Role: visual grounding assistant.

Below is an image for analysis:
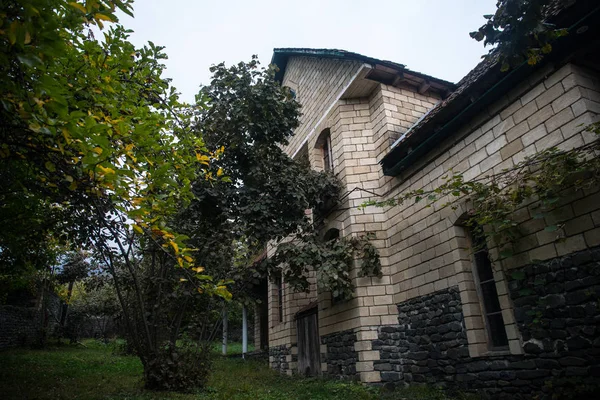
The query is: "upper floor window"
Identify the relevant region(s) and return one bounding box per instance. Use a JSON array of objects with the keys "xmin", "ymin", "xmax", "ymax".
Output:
[
  {"xmin": 470, "ymin": 229, "xmax": 509, "ymax": 349},
  {"xmin": 316, "ymin": 128, "xmax": 333, "ymax": 172}
]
